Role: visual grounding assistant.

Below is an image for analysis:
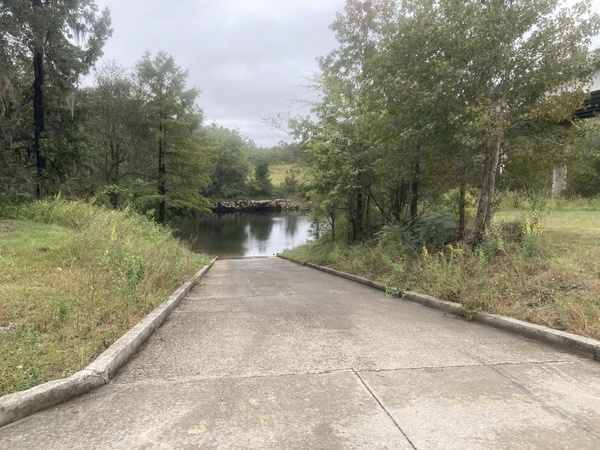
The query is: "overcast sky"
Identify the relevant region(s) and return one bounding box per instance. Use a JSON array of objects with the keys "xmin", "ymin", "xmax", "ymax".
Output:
[
  {"xmin": 90, "ymin": 0, "xmax": 600, "ymax": 148},
  {"xmin": 89, "ymin": 0, "xmax": 346, "ymax": 147}
]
